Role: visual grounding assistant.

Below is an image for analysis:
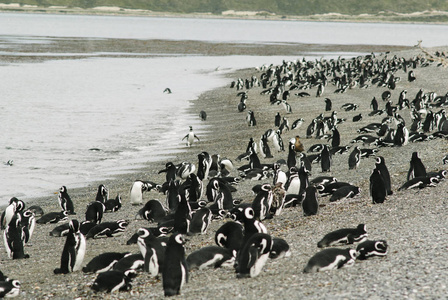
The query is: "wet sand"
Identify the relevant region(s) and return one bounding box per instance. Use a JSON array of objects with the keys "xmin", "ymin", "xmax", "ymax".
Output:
[{"xmin": 1, "ymin": 42, "xmax": 448, "ymax": 299}]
